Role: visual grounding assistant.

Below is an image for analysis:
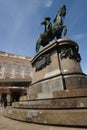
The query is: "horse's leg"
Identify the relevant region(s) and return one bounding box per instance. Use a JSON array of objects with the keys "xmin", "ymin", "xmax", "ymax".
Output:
[
  {"xmin": 36, "ymin": 34, "xmax": 42, "ymax": 53},
  {"xmin": 36, "ymin": 41, "xmax": 40, "ymax": 53},
  {"xmin": 63, "ymin": 25, "xmax": 67, "ymax": 36}
]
